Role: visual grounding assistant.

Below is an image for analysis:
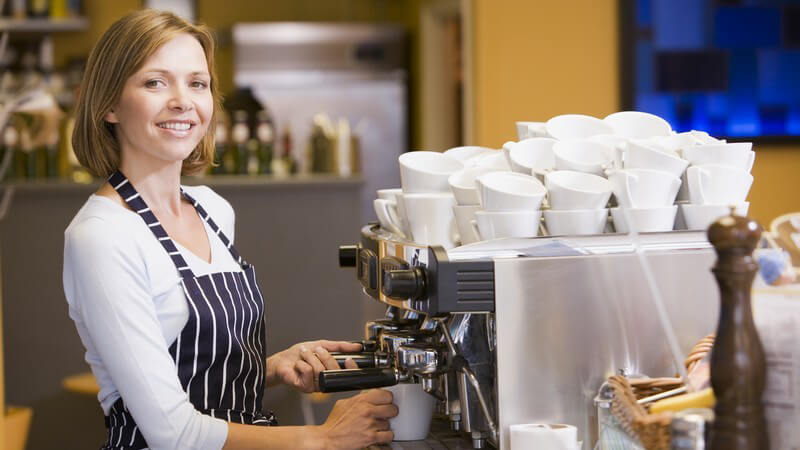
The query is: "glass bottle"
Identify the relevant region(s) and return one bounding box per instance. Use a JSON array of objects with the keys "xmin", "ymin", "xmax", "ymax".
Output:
[
  {"xmin": 255, "ymin": 110, "xmax": 274, "ymax": 174},
  {"xmin": 230, "ymin": 110, "xmax": 249, "ymax": 175},
  {"xmin": 280, "ymin": 123, "xmax": 297, "ymax": 175},
  {"xmin": 212, "ymin": 113, "xmax": 228, "ymax": 175}
]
